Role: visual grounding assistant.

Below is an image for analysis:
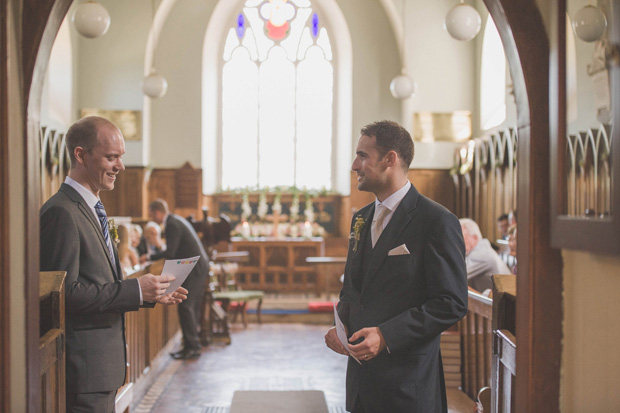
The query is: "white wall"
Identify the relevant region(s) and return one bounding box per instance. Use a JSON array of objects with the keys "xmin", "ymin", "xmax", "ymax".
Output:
[{"xmin": 76, "ymin": 0, "xmax": 152, "ymax": 166}]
